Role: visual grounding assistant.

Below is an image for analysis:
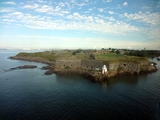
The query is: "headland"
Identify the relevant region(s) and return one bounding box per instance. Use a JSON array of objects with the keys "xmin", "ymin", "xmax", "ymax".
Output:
[{"xmin": 9, "ymin": 49, "xmax": 158, "ymax": 82}]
